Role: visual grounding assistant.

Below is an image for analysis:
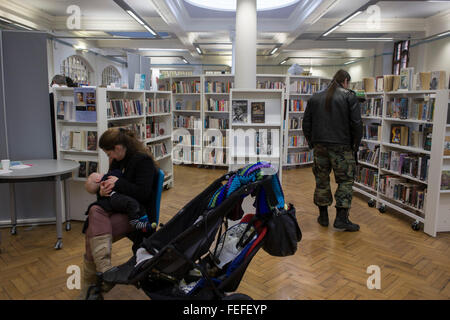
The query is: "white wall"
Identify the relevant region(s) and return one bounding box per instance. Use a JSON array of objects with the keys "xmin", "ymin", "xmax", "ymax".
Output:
[
  {"xmin": 423, "ymin": 36, "xmax": 450, "ymax": 88},
  {"xmin": 48, "ymin": 39, "xmax": 128, "ymax": 87}
]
